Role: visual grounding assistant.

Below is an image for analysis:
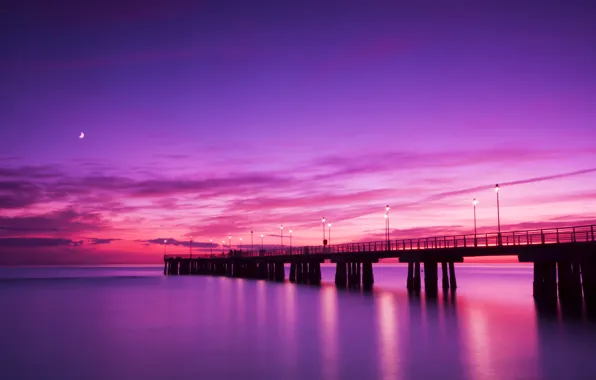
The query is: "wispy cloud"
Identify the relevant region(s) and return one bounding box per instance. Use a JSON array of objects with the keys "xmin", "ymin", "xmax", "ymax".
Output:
[
  {"xmin": 89, "ymin": 238, "xmax": 120, "ymax": 245},
  {"xmin": 311, "ymin": 148, "xmax": 564, "ymax": 180},
  {"xmin": 420, "ymin": 167, "xmax": 596, "ymax": 203},
  {"xmin": 0, "ymin": 237, "xmax": 84, "ymax": 247},
  {"xmin": 0, "ymin": 208, "xmax": 108, "ymax": 236},
  {"xmin": 144, "ymin": 238, "xmax": 217, "ymax": 248}
]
